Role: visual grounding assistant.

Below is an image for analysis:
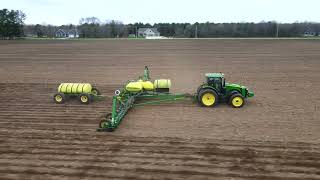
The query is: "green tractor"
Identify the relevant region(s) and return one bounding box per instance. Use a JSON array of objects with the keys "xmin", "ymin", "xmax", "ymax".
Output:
[{"xmin": 197, "ymin": 73, "xmax": 254, "ymax": 108}]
